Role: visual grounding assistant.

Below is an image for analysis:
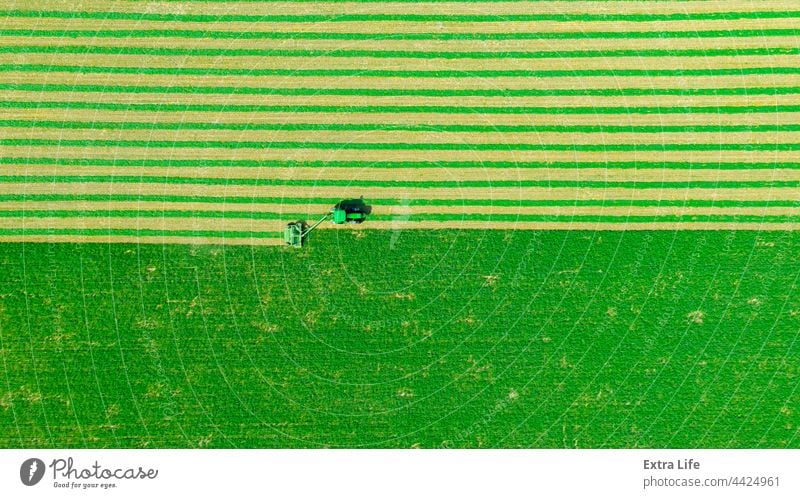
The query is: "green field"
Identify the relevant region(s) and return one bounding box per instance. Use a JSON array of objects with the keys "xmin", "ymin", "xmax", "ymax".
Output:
[{"xmin": 1, "ymin": 230, "xmax": 798, "ymax": 448}]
